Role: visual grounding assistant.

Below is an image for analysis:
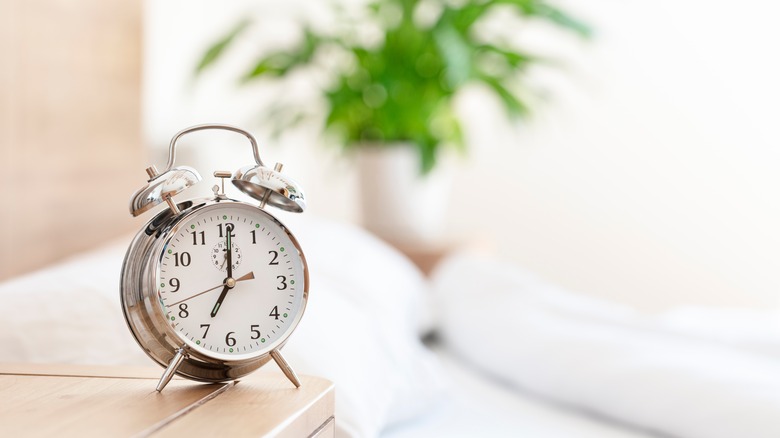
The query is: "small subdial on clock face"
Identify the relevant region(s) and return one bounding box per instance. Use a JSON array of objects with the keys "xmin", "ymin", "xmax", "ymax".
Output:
[{"xmin": 211, "ymin": 241, "xmax": 242, "ymax": 272}]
